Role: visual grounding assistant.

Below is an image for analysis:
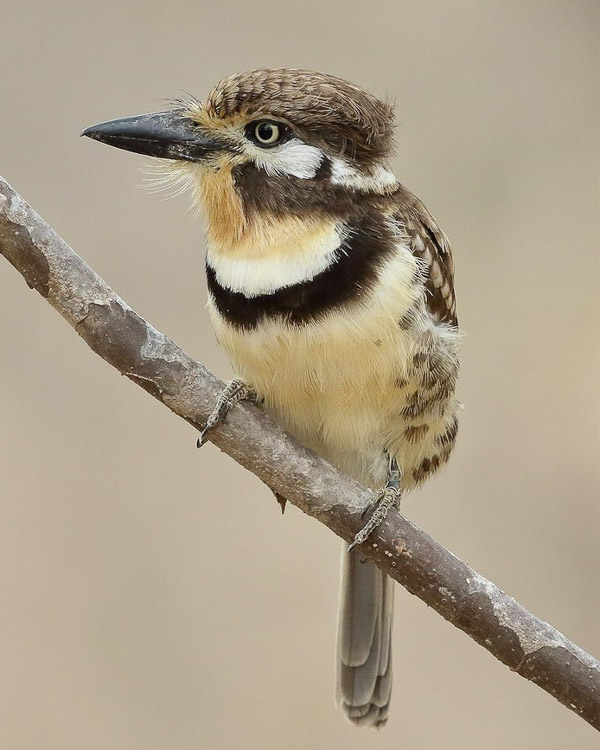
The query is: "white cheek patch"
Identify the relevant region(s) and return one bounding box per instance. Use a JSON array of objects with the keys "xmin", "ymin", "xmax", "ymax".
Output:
[
  {"xmin": 250, "ymin": 138, "xmax": 324, "ymax": 179},
  {"xmin": 330, "ymin": 157, "xmax": 398, "ymax": 193}
]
